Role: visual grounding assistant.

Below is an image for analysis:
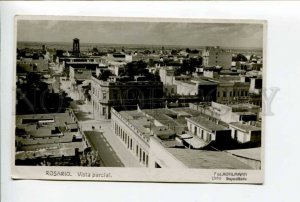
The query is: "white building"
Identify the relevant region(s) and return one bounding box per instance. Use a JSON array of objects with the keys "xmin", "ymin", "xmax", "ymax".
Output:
[
  {"xmin": 202, "ymin": 46, "xmax": 232, "ymax": 69},
  {"xmin": 229, "ymin": 122, "xmax": 261, "ymax": 144}
]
